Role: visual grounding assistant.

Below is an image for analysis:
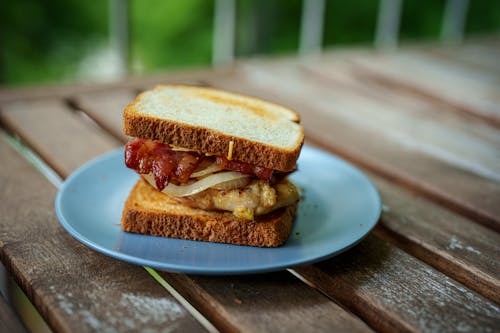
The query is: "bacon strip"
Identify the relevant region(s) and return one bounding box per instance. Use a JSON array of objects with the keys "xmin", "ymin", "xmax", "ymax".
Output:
[
  {"xmin": 125, "ymin": 139, "xmax": 202, "ymax": 190},
  {"xmin": 125, "ymin": 138, "xmax": 274, "ymax": 191},
  {"xmin": 215, "ymin": 156, "xmax": 273, "ymax": 180}
]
